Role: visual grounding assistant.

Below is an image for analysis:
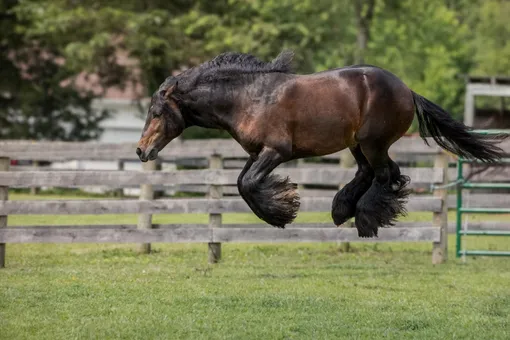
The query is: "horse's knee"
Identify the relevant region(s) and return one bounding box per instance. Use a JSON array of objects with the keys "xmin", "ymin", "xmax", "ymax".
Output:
[{"xmin": 238, "ymin": 173, "xmax": 258, "ymax": 198}]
